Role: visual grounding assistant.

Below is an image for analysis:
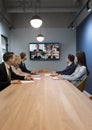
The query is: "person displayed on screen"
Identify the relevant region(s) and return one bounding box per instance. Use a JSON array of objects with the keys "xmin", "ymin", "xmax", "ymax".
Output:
[
  {"xmin": 57, "ymin": 52, "xmax": 89, "ymax": 86},
  {"xmin": 34, "ymin": 52, "xmax": 42, "ymax": 60},
  {"xmin": 51, "ymin": 45, "xmax": 57, "ymax": 52},
  {"xmin": 44, "ymin": 45, "xmax": 51, "ymax": 57},
  {"xmin": 48, "ymin": 51, "xmax": 56, "ymax": 60},
  {"xmin": 33, "ymin": 44, "xmax": 43, "ymax": 53},
  {"xmin": 19, "ymin": 52, "xmax": 31, "ymax": 73}
]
